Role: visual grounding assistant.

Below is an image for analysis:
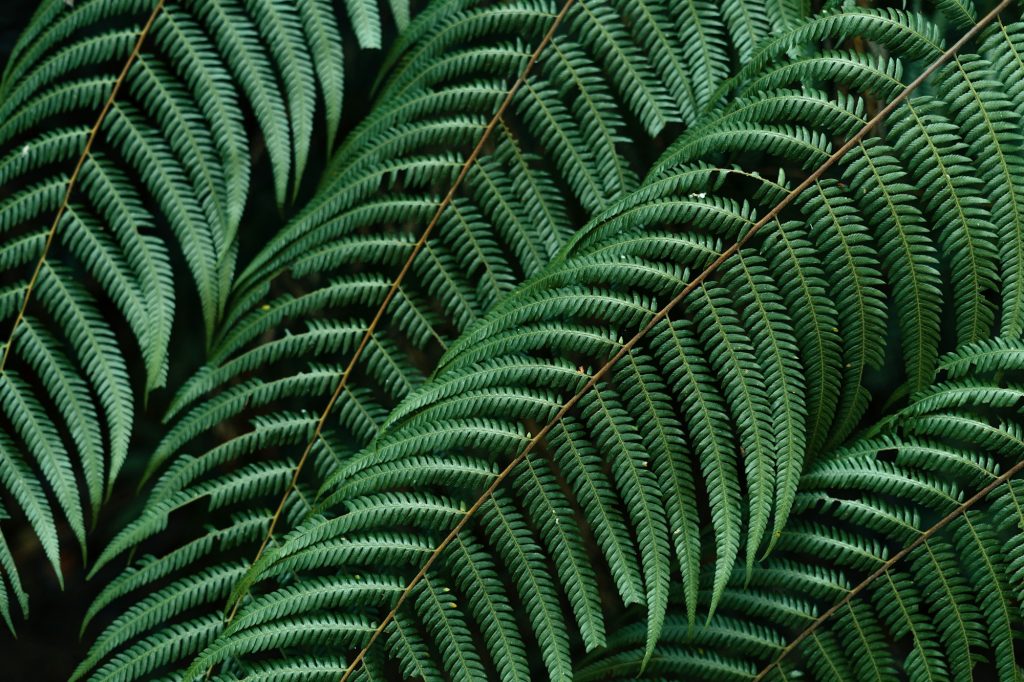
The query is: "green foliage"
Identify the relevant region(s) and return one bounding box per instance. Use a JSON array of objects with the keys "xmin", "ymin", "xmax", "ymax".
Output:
[
  {"xmin": 0, "ymin": 0, "xmax": 396, "ymax": 631},
  {"xmin": 575, "ymin": 338, "xmax": 1024, "ymax": 681},
  {"xmin": 66, "ymin": 1, "xmax": 798, "ymax": 678},
  {"xmin": 4, "ymin": 0, "xmax": 1024, "ymax": 680}
]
